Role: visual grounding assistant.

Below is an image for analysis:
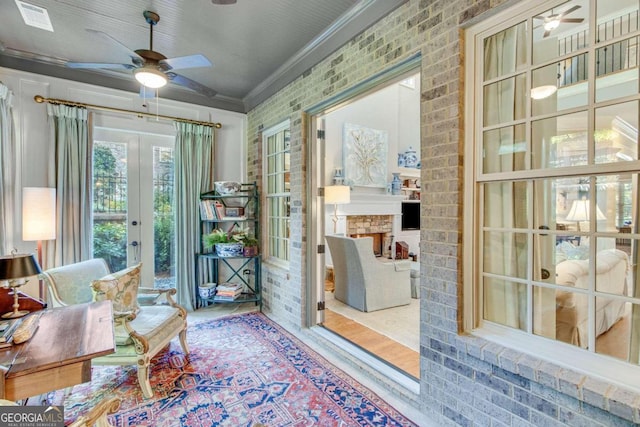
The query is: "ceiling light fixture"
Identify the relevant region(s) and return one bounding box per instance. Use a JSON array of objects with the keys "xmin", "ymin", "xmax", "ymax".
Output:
[
  {"xmin": 134, "ymin": 66, "xmax": 167, "ymax": 88},
  {"xmin": 531, "ymin": 84, "xmax": 557, "ymax": 100},
  {"xmin": 543, "ymin": 18, "xmax": 561, "ymax": 32}
]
